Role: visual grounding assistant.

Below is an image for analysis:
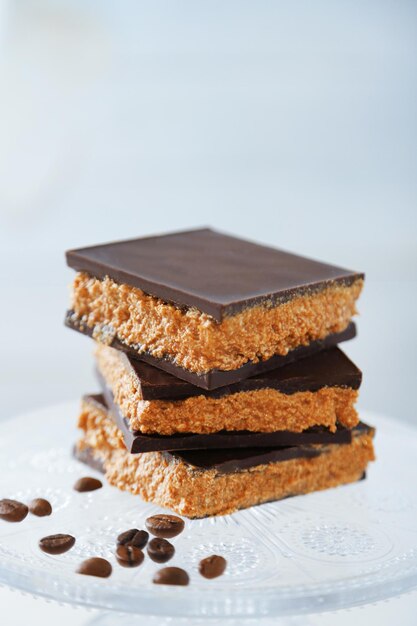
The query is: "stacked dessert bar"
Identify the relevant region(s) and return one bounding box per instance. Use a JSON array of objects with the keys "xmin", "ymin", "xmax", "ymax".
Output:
[{"xmin": 66, "ymin": 228, "xmax": 375, "ymax": 518}]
